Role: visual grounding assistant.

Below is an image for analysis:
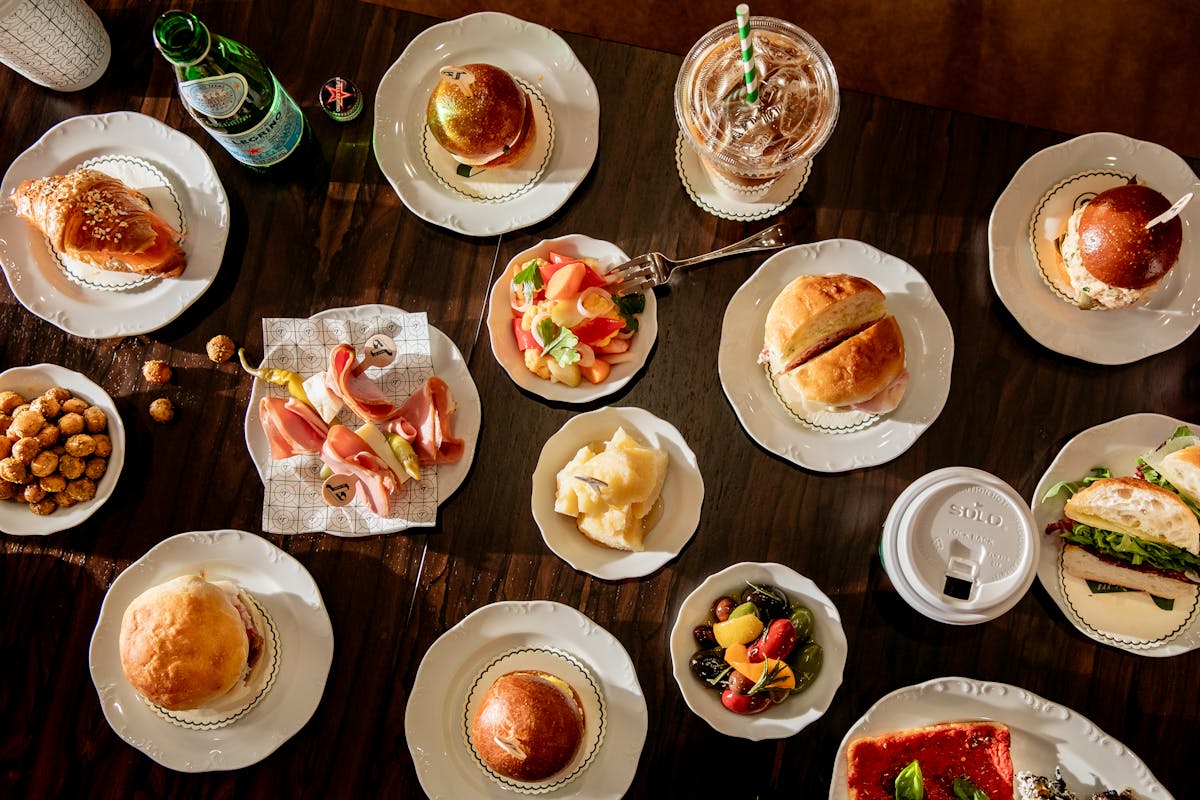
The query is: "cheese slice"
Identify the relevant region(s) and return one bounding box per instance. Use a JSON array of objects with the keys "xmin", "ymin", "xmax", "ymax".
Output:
[
  {"xmin": 354, "ymin": 422, "xmax": 410, "ymax": 484},
  {"xmin": 302, "ymin": 373, "xmax": 343, "ymax": 424}
]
